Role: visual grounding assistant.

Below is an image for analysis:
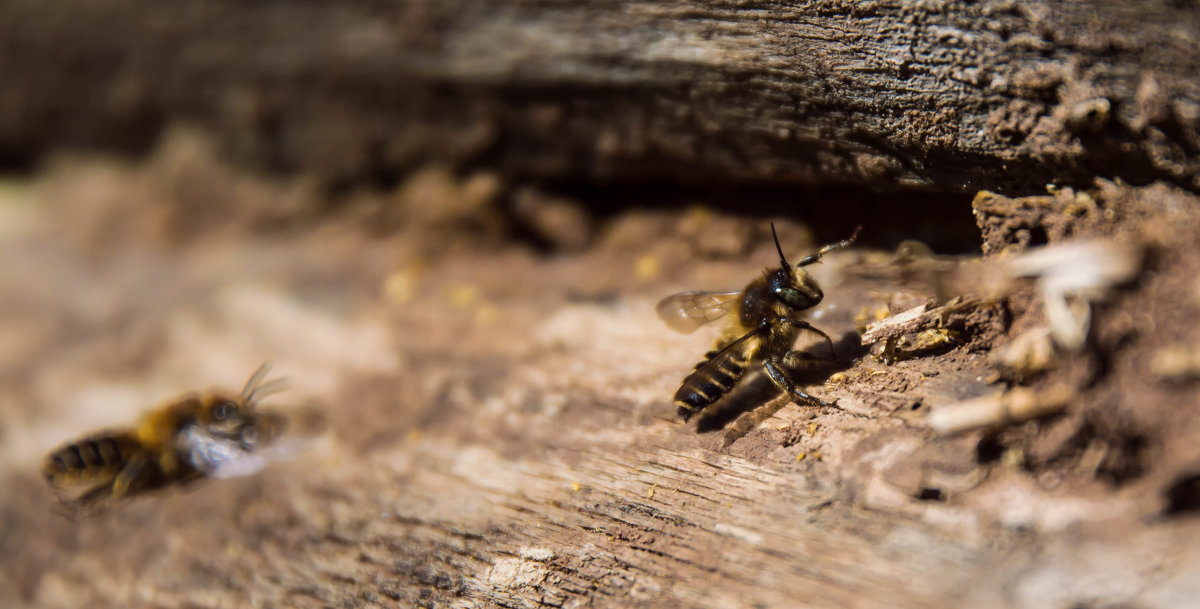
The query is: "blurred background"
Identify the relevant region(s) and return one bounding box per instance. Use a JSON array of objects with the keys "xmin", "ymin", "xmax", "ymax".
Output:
[{"xmin": 2, "ymin": 2, "xmax": 1200, "ymax": 608}]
